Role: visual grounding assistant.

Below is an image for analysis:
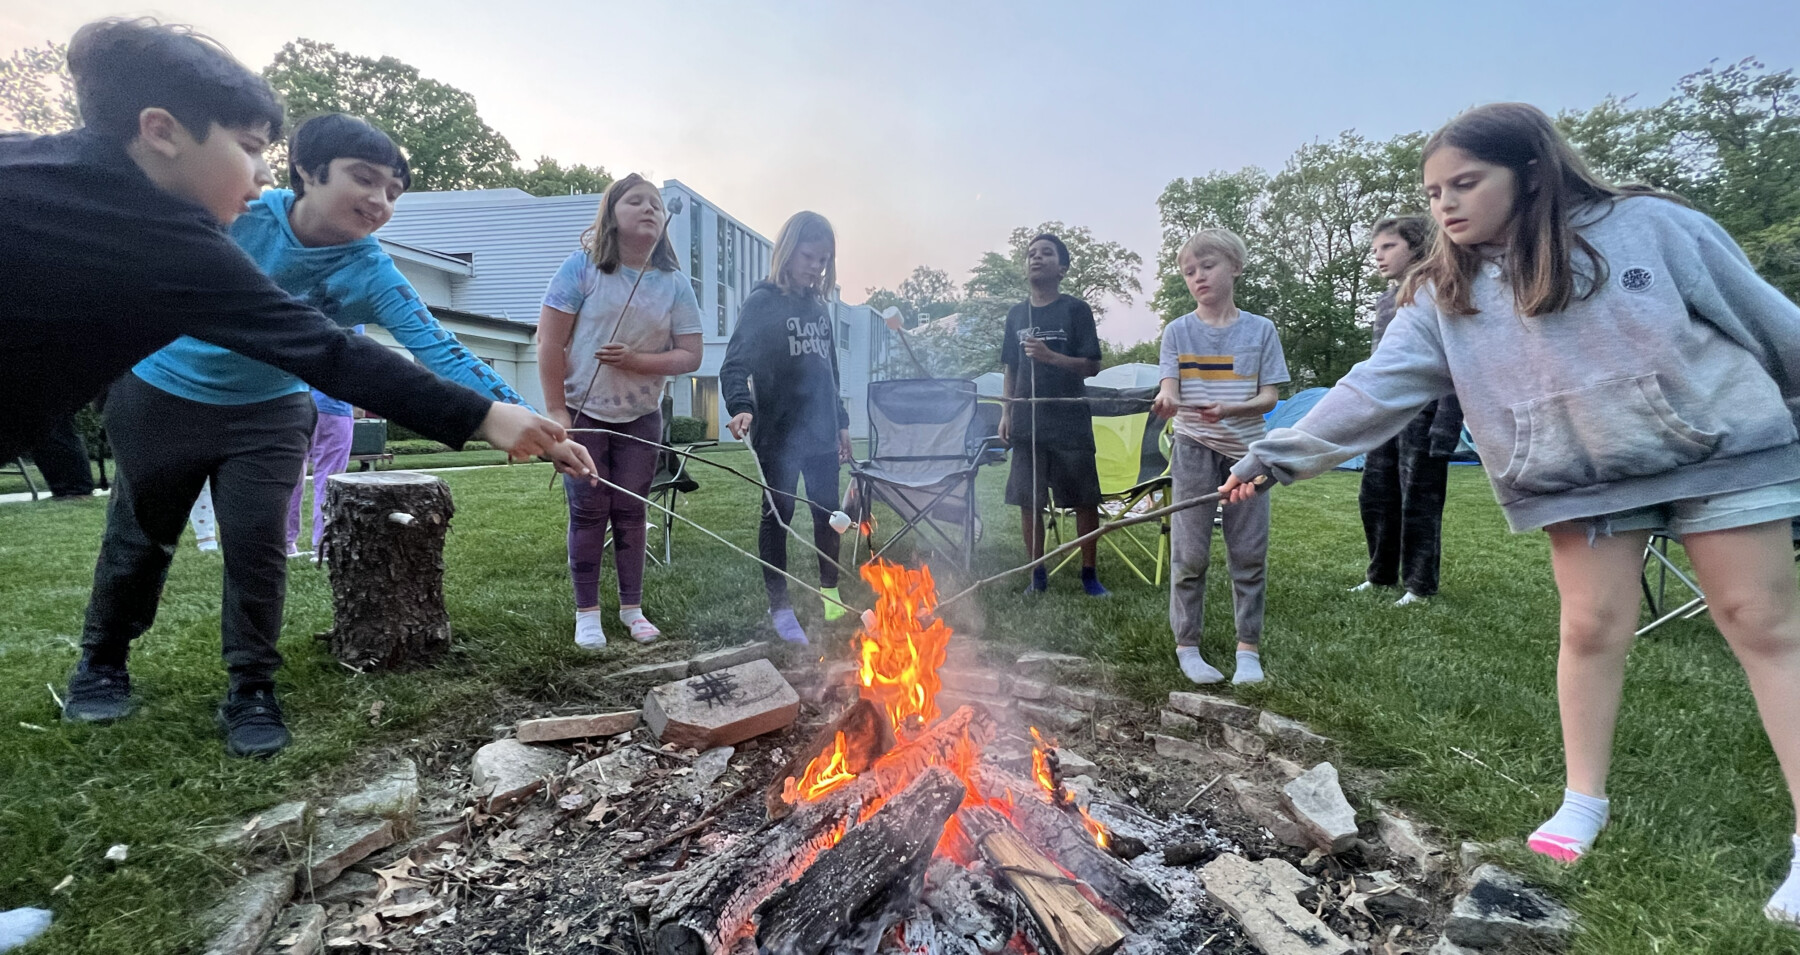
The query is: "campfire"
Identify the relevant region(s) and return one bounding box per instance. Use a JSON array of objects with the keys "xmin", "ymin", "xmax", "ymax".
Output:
[{"xmin": 635, "ymin": 560, "xmax": 1168, "ymax": 955}]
